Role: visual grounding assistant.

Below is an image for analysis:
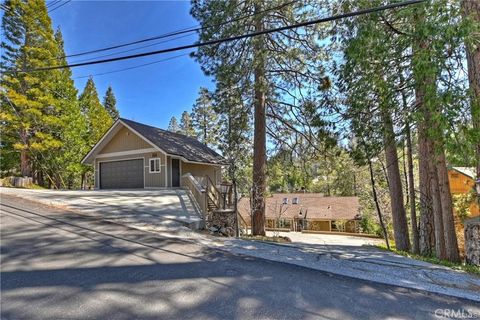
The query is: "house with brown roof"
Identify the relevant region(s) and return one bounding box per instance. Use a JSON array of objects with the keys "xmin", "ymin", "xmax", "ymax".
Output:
[
  {"xmin": 238, "ymin": 193, "xmax": 362, "ymax": 233},
  {"xmin": 82, "ymin": 118, "xmax": 225, "ymax": 189},
  {"xmin": 448, "ymin": 167, "xmax": 479, "ymax": 217}
]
